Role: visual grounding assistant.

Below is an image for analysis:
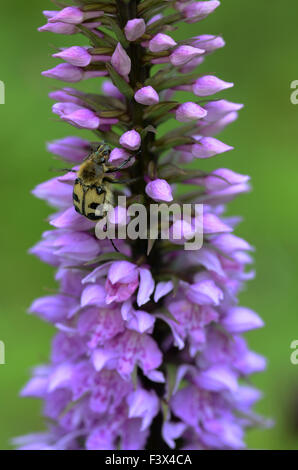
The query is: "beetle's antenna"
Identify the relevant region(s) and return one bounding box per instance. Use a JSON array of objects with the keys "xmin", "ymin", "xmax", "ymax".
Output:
[{"xmin": 49, "ymin": 167, "xmax": 77, "ymax": 173}]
